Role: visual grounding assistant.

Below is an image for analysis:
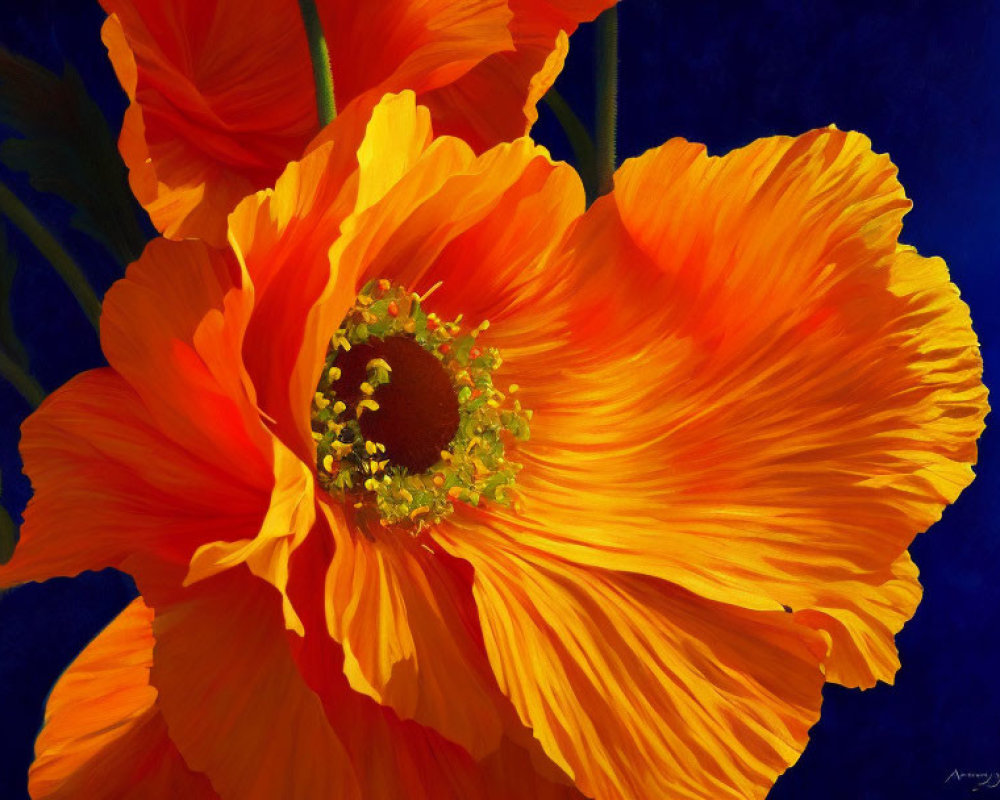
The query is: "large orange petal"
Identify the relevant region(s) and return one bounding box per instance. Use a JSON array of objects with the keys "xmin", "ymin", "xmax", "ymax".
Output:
[
  {"xmin": 318, "ymin": 500, "xmax": 506, "ymax": 758},
  {"xmin": 100, "ymin": 0, "xmax": 513, "ymax": 245},
  {"xmin": 469, "ymin": 128, "xmax": 986, "ymax": 689},
  {"xmin": 0, "ymin": 369, "xmax": 266, "ymax": 587},
  {"xmin": 129, "ymin": 562, "xmax": 361, "ymax": 800},
  {"xmin": 288, "ymin": 536, "xmax": 586, "ymax": 800},
  {"xmin": 29, "ymin": 598, "xmax": 217, "ymax": 799},
  {"xmin": 422, "ymin": 0, "xmax": 616, "ymax": 150},
  {"xmin": 436, "ymin": 523, "xmax": 827, "ymax": 800}
]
